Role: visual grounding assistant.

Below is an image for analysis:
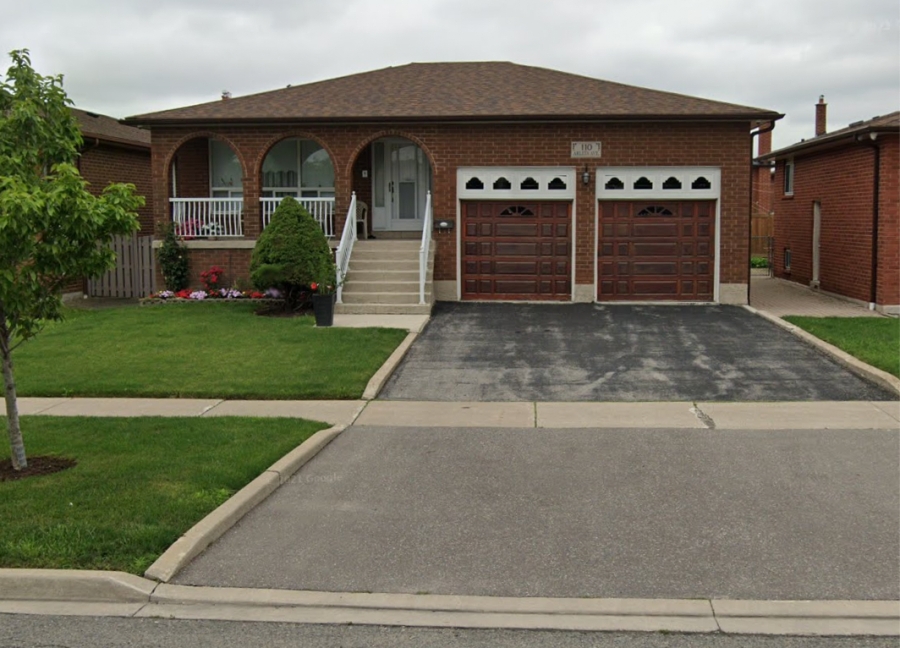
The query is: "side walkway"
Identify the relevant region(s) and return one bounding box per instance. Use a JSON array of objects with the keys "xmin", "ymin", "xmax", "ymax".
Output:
[
  {"xmin": 751, "ymin": 276, "xmax": 886, "ymax": 318},
  {"xmin": 16, "ymin": 397, "xmax": 899, "ymax": 429}
]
